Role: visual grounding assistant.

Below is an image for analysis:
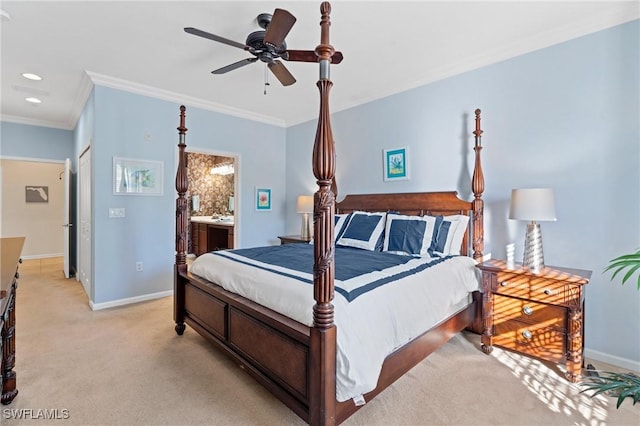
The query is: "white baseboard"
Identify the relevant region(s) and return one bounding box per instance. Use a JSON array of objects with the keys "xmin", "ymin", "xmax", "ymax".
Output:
[
  {"xmin": 90, "ymin": 290, "xmax": 172, "ymax": 311},
  {"xmin": 21, "ymin": 253, "xmax": 63, "ymax": 260},
  {"xmin": 584, "ymin": 347, "xmax": 640, "ymax": 372}
]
